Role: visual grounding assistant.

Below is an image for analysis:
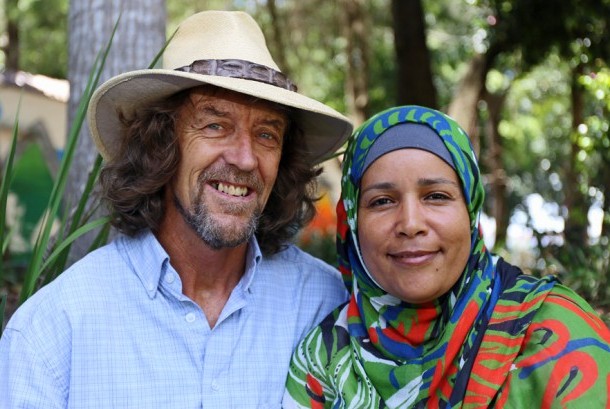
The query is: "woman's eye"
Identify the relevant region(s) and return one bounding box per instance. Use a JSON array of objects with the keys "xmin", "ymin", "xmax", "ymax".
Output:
[
  {"xmin": 426, "ymin": 192, "xmax": 451, "ymax": 201},
  {"xmin": 369, "ymin": 197, "xmax": 393, "ymax": 207}
]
